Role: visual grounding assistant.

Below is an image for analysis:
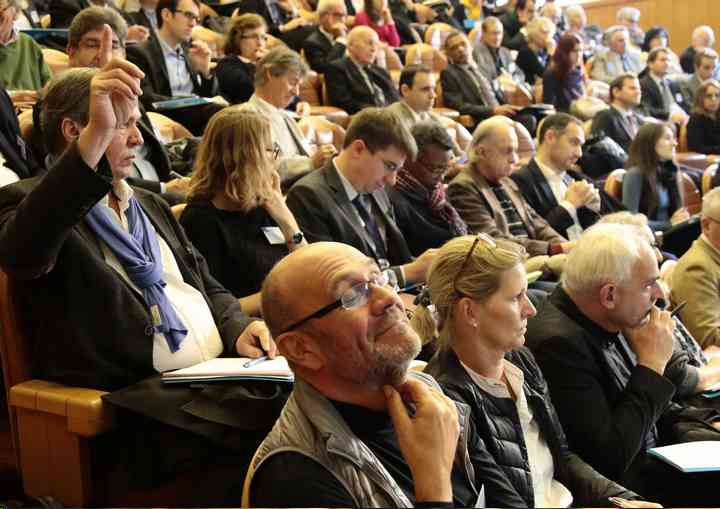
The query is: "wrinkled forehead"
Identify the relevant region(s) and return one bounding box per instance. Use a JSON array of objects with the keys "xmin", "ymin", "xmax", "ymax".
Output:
[{"xmin": 322, "ymin": 255, "xmax": 379, "ymax": 297}]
